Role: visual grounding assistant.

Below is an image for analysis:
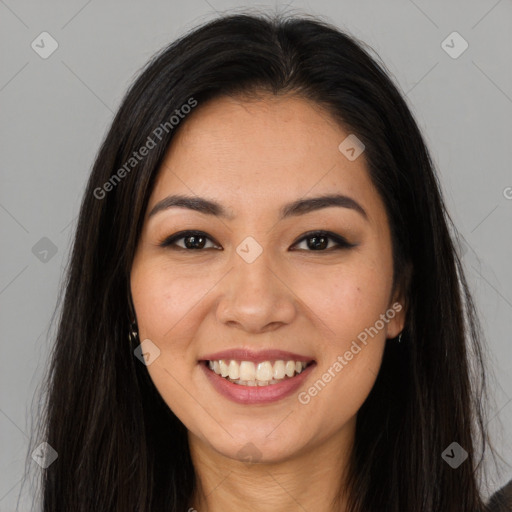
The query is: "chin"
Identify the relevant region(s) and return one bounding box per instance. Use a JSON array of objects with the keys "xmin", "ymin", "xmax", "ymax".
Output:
[{"xmin": 204, "ymin": 428, "xmax": 309, "ymax": 465}]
